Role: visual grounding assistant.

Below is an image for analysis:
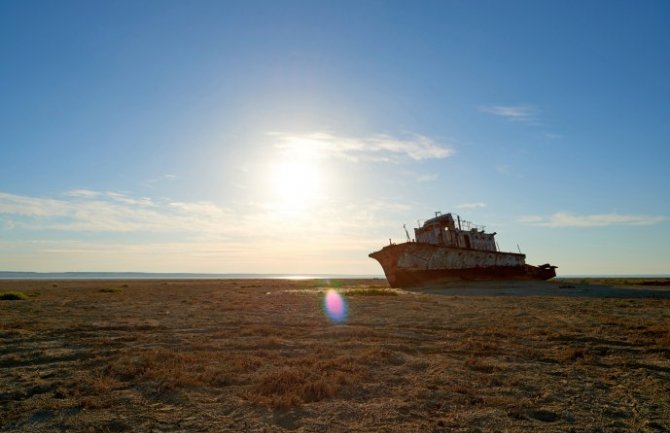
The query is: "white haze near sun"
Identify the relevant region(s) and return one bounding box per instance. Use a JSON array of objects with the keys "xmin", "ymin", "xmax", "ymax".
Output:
[{"xmin": 269, "ymin": 138, "xmax": 322, "ymax": 213}]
